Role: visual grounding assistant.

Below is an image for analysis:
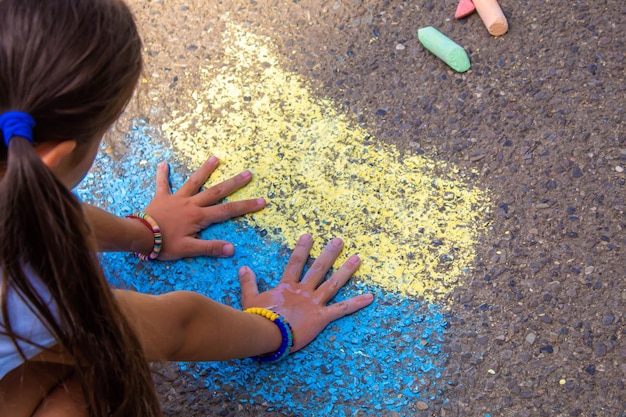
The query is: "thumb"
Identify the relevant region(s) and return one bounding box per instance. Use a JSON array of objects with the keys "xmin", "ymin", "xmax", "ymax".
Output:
[
  {"xmin": 155, "ymin": 162, "xmax": 172, "ymax": 197},
  {"xmin": 238, "ymin": 266, "xmax": 259, "ymax": 308},
  {"xmin": 166, "ymin": 238, "xmax": 235, "ymax": 259}
]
